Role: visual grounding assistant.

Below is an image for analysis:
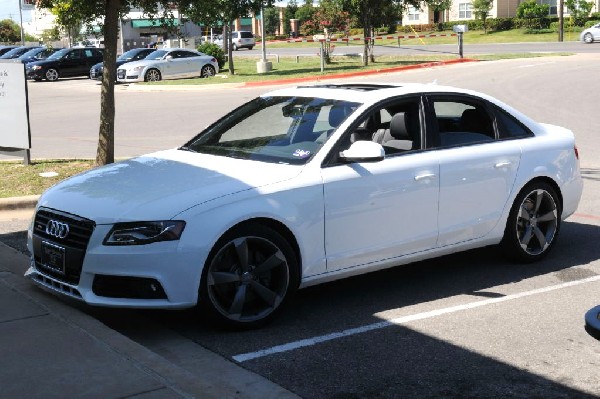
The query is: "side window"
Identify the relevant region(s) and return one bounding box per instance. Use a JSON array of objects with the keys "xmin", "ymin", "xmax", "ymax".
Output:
[
  {"xmin": 494, "ymin": 106, "xmax": 533, "ymax": 139},
  {"xmin": 66, "ymin": 50, "xmax": 81, "ymax": 60},
  {"xmin": 84, "ymin": 49, "xmax": 93, "ymax": 58},
  {"xmin": 431, "ymin": 98, "xmax": 495, "ymax": 148}
]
